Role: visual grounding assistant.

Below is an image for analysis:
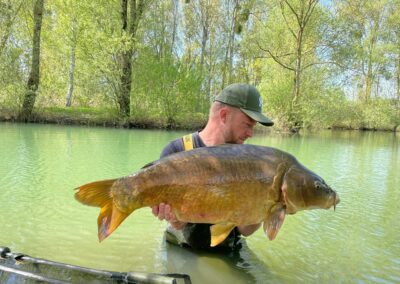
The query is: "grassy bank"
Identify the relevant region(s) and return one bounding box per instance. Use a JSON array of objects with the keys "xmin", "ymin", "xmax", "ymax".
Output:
[
  {"xmin": 0, "ymin": 107, "xmax": 208, "ymax": 130},
  {"xmin": 0, "ymin": 107, "xmax": 398, "ymax": 132}
]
